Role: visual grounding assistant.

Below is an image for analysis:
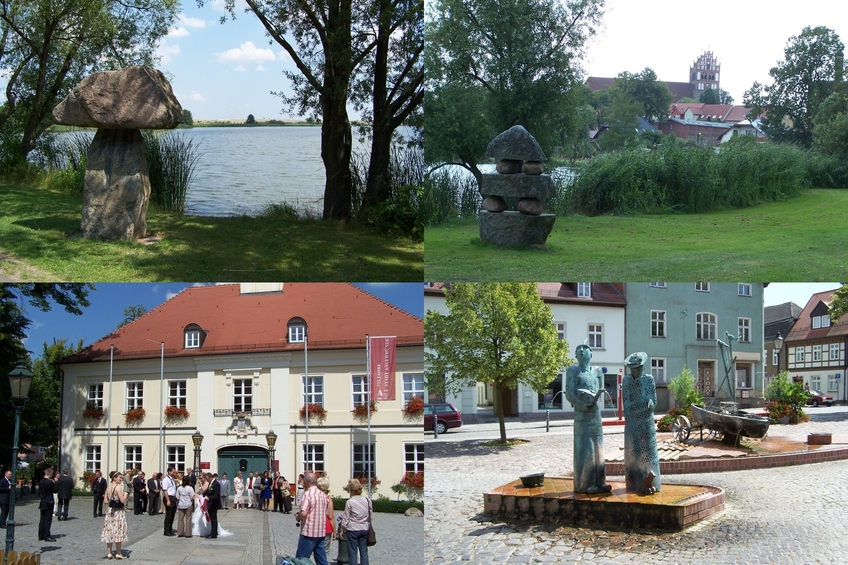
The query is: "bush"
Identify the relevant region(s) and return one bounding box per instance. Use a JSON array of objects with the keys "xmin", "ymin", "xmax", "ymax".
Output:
[
  {"xmin": 331, "ymin": 495, "xmax": 423, "ymax": 514},
  {"xmin": 142, "ymin": 131, "xmax": 201, "ymax": 215},
  {"xmin": 764, "ymin": 371, "xmax": 810, "ymax": 423},
  {"xmin": 667, "ymin": 365, "xmax": 702, "ymax": 411}
]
